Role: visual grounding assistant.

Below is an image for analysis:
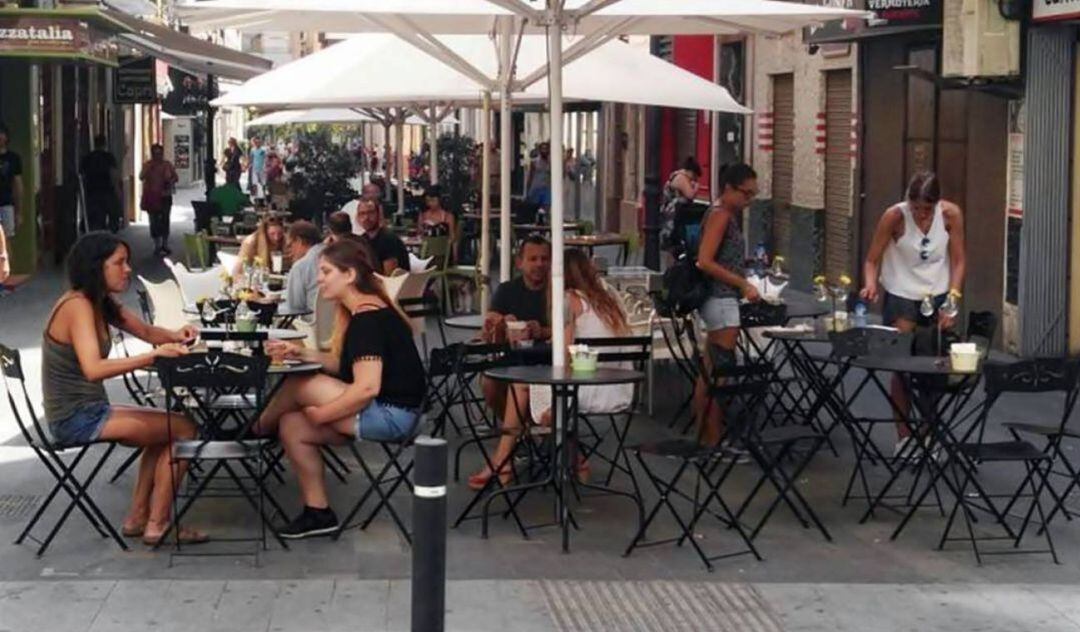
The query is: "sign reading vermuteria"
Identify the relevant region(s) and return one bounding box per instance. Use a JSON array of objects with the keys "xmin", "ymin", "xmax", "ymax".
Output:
[
  {"xmin": 0, "ymin": 16, "xmax": 116, "ymax": 65},
  {"xmin": 805, "ymin": 0, "xmax": 942, "ymax": 44},
  {"xmin": 1034, "ymin": 0, "xmax": 1080, "ymax": 21},
  {"xmin": 115, "ymin": 55, "xmax": 156, "ymax": 104}
]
